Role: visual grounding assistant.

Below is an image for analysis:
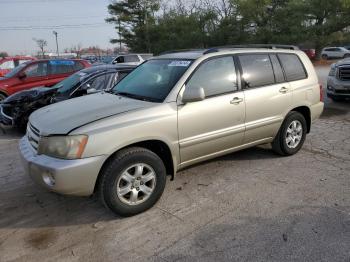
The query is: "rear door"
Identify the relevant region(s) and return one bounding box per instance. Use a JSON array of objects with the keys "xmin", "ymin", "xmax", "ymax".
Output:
[
  {"xmin": 238, "ymin": 53, "xmax": 292, "ymax": 144},
  {"xmin": 11, "ymin": 61, "xmax": 49, "ymax": 93},
  {"xmin": 178, "ymin": 56, "xmax": 245, "ymax": 164},
  {"xmin": 47, "ymin": 60, "xmax": 83, "ymax": 86}
]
